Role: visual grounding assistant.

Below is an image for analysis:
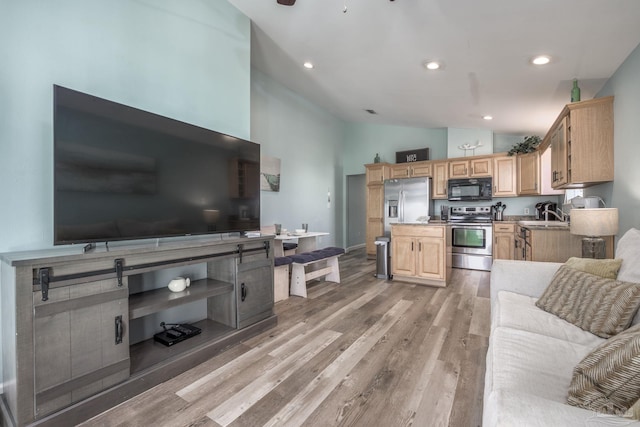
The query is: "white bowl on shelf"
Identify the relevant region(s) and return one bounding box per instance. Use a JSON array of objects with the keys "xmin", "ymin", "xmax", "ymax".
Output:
[{"xmin": 295, "ymin": 228, "xmax": 306, "ymax": 234}]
